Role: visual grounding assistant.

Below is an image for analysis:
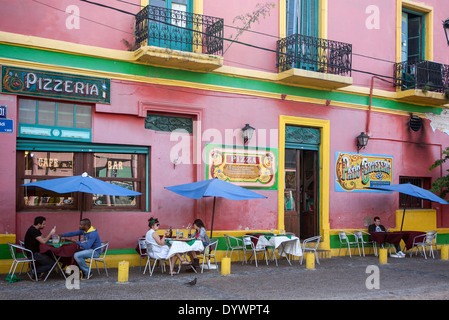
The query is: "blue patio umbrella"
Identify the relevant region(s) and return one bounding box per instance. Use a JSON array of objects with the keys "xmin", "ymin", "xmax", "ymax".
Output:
[
  {"xmin": 23, "ymin": 172, "xmax": 142, "ymax": 220},
  {"xmin": 165, "ymin": 178, "xmax": 267, "ymax": 238},
  {"xmin": 366, "ymin": 183, "xmax": 448, "ymax": 230}
]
